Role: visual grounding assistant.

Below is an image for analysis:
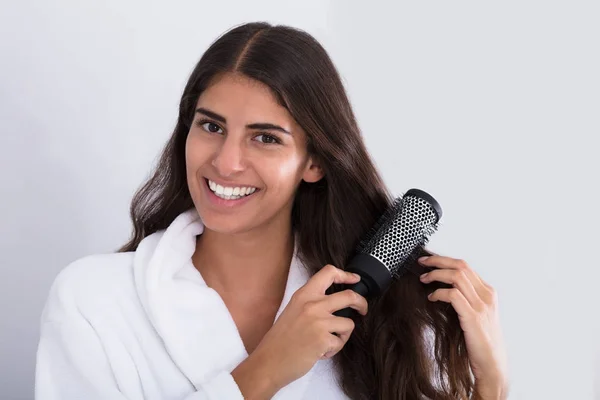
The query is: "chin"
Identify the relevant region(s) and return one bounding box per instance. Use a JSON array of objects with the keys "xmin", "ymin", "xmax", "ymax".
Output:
[{"xmin": 198, "ymin": 211, "xmax": 254, "ymax": 235}]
